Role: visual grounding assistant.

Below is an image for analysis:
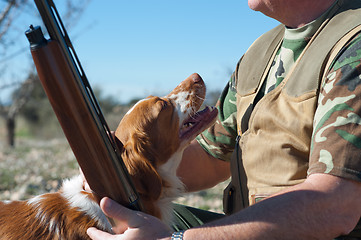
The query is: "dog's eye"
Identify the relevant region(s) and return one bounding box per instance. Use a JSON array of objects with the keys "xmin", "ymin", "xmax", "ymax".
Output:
[{"xmin": 158, "ymin": 99, "xmax": 168, "ymax": 110}]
